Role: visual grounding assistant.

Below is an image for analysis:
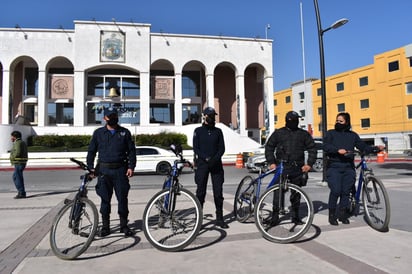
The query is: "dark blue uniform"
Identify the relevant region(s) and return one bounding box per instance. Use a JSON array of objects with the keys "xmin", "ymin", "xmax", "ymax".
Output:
[
  {"xmin": 323, "ymin": 129, "xmax": 377, "ymax": 211},
  {"xmin": 193, "ymin": 123, "xmax": 225, "ymax": 210},
  {"xmin": 87, "ymin": 126, "xmax": 136, "ymax": 219}
]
